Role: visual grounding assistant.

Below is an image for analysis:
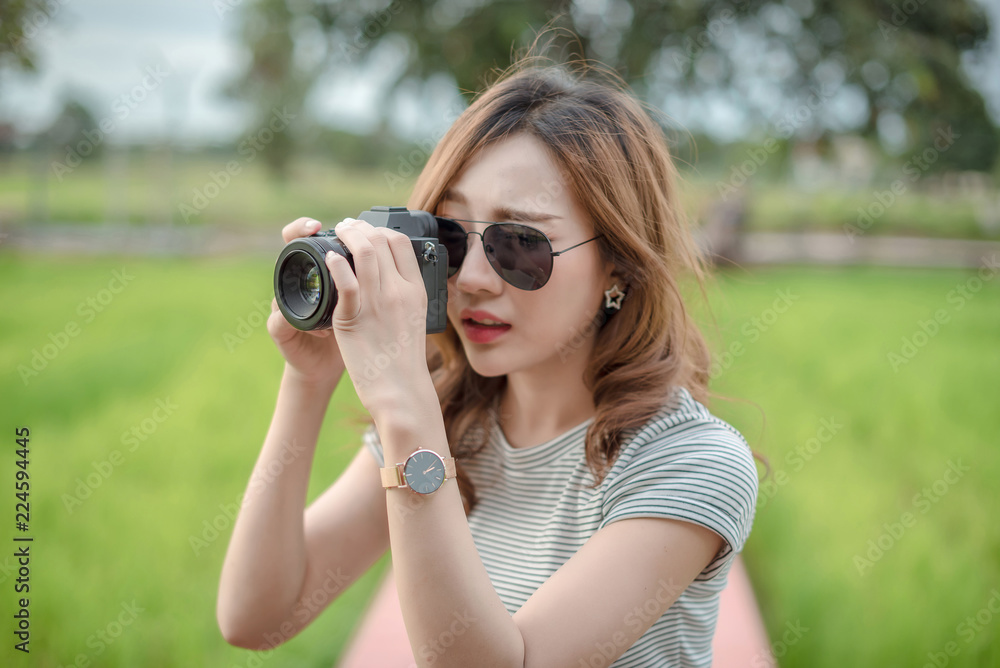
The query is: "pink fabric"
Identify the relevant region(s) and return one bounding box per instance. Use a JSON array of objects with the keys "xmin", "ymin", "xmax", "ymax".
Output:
[
  {"xmin": 335, "ymin": 555, "xmax": 771, "ymax": 667},
  {"xmin": 336, "ymin": 567, "xmax": 415, "ymax": 668},
  {"xmin": 710, "ymin": 556, "xmax": 773, "ymax": 666}
]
